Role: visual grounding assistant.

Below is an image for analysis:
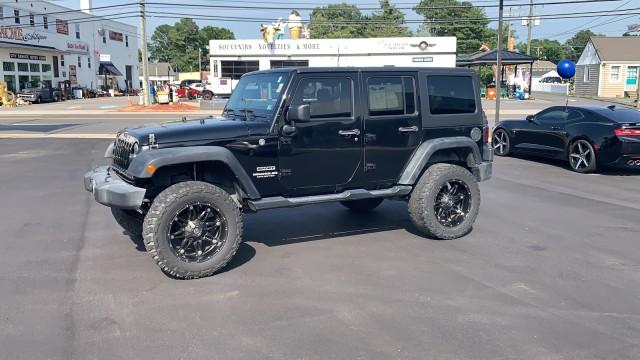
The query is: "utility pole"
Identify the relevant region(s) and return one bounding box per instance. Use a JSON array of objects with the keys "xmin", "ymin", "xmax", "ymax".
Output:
[
  {"xmin": 496, "ymin": 0, "xmax": 504, "ymax": 125},
  {"xmin": 139, "ymin": 0, "xmax": 150, "ymax": 106},
  {"xmin": 507, "ymin": 7, "xmax": 513, "ymax": 51},
  {"xmin": 526, "ymin": 0, "xmax": 533, "ymax": 55}
]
